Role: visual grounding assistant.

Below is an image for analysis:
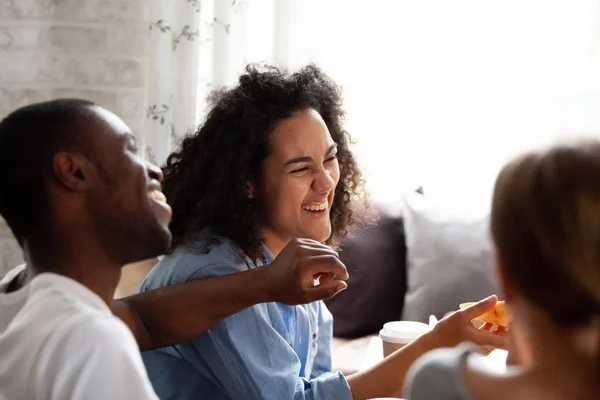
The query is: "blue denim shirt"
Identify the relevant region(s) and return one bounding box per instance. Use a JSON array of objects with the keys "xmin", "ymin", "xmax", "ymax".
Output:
[{"xmin": 139, "ymin": 236, "xmax": 352, "ymax": 400}]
